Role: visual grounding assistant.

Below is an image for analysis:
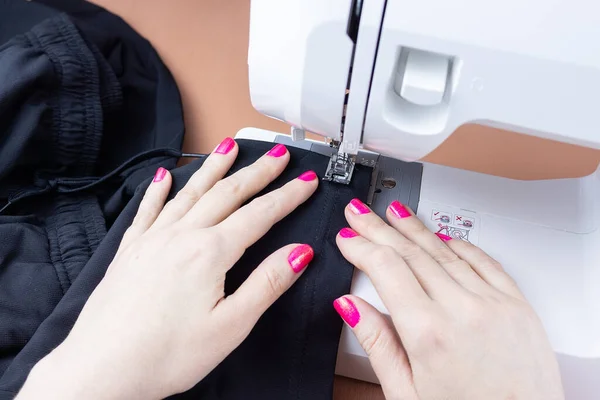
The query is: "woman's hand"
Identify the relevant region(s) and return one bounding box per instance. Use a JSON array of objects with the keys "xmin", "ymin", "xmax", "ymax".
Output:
[
  {"xmin": 18, "ymin": 139, "xmax": 319, "ymax": 400},
  {"xmin": 334, "ymin": 199, "xmax": 564, "ymax": 400}
]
